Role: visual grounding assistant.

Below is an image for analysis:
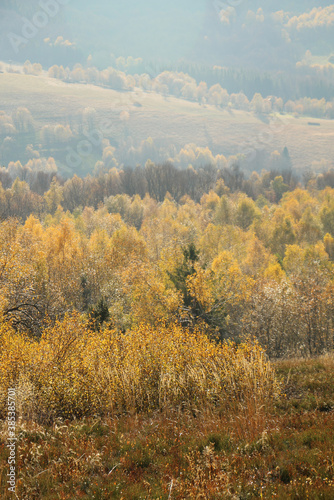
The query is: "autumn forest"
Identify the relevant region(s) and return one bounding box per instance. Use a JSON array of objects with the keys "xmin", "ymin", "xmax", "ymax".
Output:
[{"xmin": 1, "ymin": 1, "xmax": 334, "ymax": 499}]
